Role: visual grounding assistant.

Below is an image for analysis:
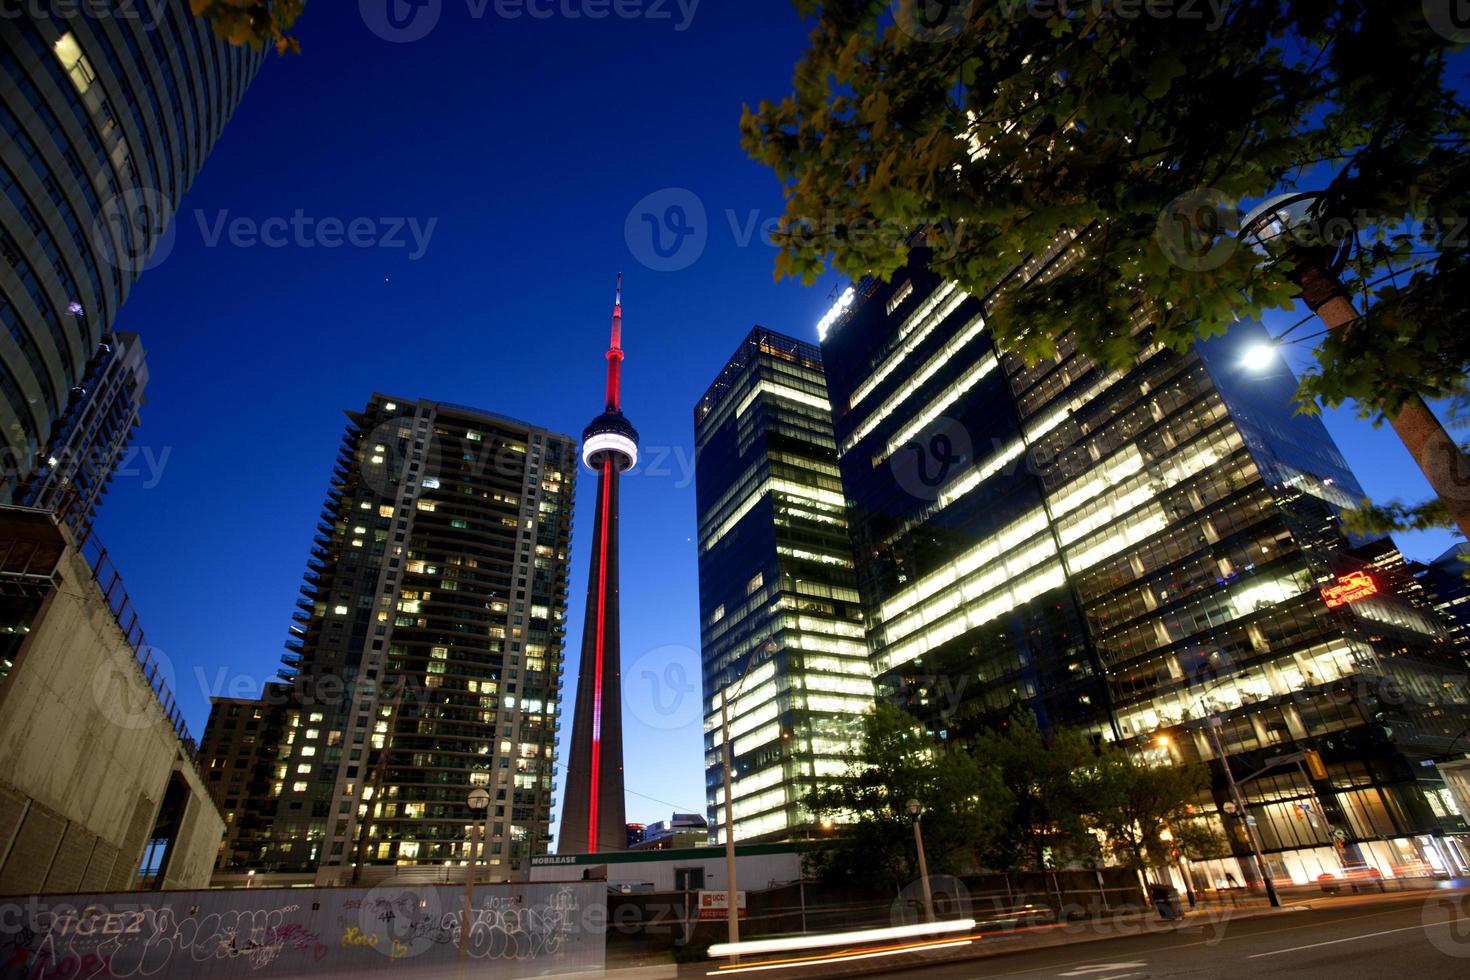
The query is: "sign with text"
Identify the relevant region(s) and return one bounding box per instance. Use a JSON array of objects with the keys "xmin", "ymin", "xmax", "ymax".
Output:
[
  {"xmin": 1321, "ymin": 570, "xmax": 1378, "ymax": 609},
  {"xmin": 696, "ymin": 890, "xmax": 748, "ymax": 920}
]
